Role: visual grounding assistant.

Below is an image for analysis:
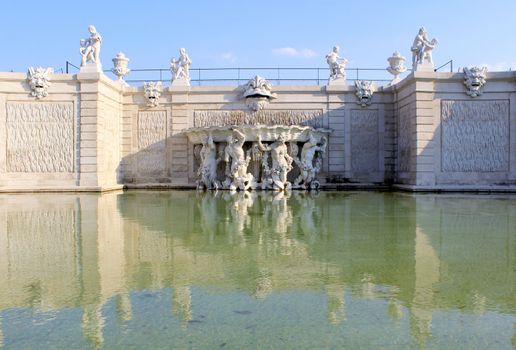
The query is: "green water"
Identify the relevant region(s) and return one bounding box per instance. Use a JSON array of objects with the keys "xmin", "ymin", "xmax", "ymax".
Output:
[{"xmin": 0, "ymin": 191, "xmax": 514, "ymax": 349}]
